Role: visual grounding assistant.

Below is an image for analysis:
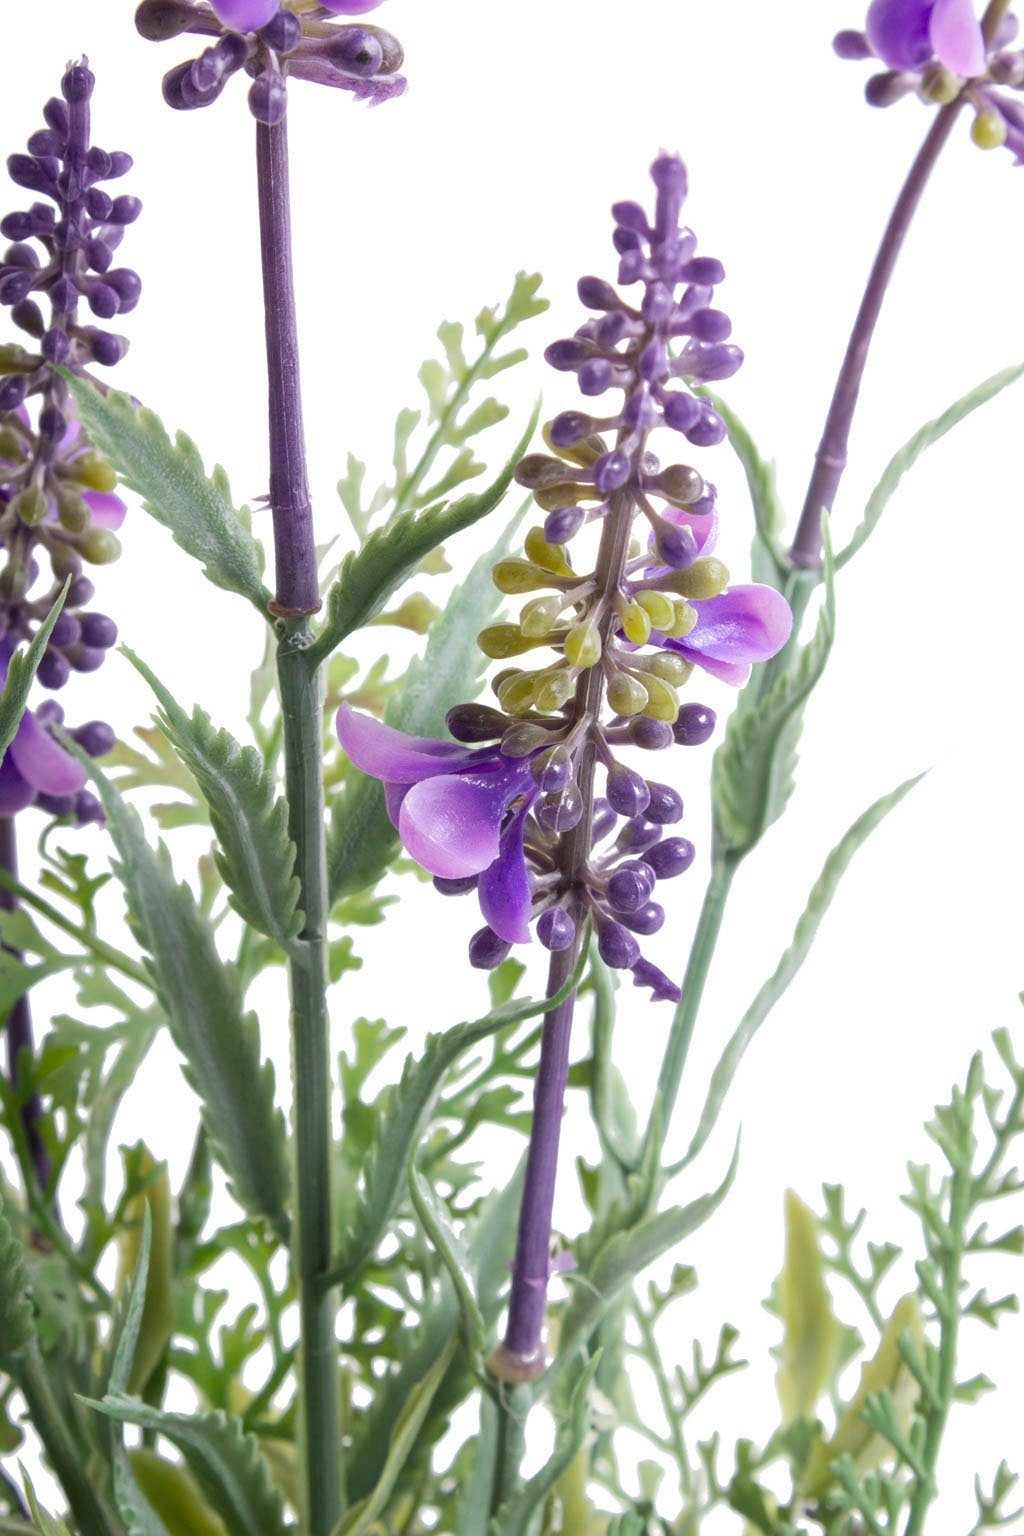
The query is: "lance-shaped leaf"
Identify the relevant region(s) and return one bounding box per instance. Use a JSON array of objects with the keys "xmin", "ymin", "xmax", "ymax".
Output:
[
  {"xmin": 71, "ymin": 749, "xmax": 290, "ymax": 1236},
  {"xmin": 0, "ymin": 1196, "xmax": 35, "ymax": 1363},
  {"xmin": 328, "ymin": 502, "xmax": 528, "ymax": 902},
  {"xmin": 682, "ymin": 773, "xmax": 923, "ymax": 1169},
  {"xmin": 838, "ymin": 362, "xmax": 1024, "ymax": 570},
  {"xmin": 310, "ymin": 405, "xmax": 538, "ymax": 665},
  {"xmin": 83, "ymin": 1400, "xmax": 288, "ymax": 1536},
  {"xmin": 0, "ymin": 582, "xmax": 69, "ymax": 764},
  {"xmin": 488, "ymin": 1357, "xmax": 600, "ymax": 1536},
  {"xmin": 63, "ymin": 376, "xmax": 270, "ymax": 612},
  {"xmin": 125, "ymin": 651, "xmax": 301, "ymax": 948},
  {"xmin": 128, "ymin": 1450, "xmax": 228, "ymax": 1536},
  {"xmin": 802, "ymin": 1294, "xmax": 924, "ymax": 1496},
  {"xmin": 23, "ymin": 1481, "xmax": 72, "ymax": 1536},
  {"xmin": 776, "ymin": 1191, "xmax": 843, "ymax": 1424},
  {"xmin": 330, "ymin": 950, "xmax": 586, "ymax": 1283},
  {"xmin": 115, "ymin": 1153, "xmax": 175, "ymax": 1395},
  {"xmin": 408, "ymin": 1159, "xmax": 486, "ymax": 1363},
  {"xmin": 712, "ymin": 520, "xmax": 835, "ymax": 855},
  {"xmin": 332, "ymin": 1339, "xmax": 458, "ymax": 1536},
  {"xmin": 704, "ymin": 392, "xmax": 788, "ymax": 584}
]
